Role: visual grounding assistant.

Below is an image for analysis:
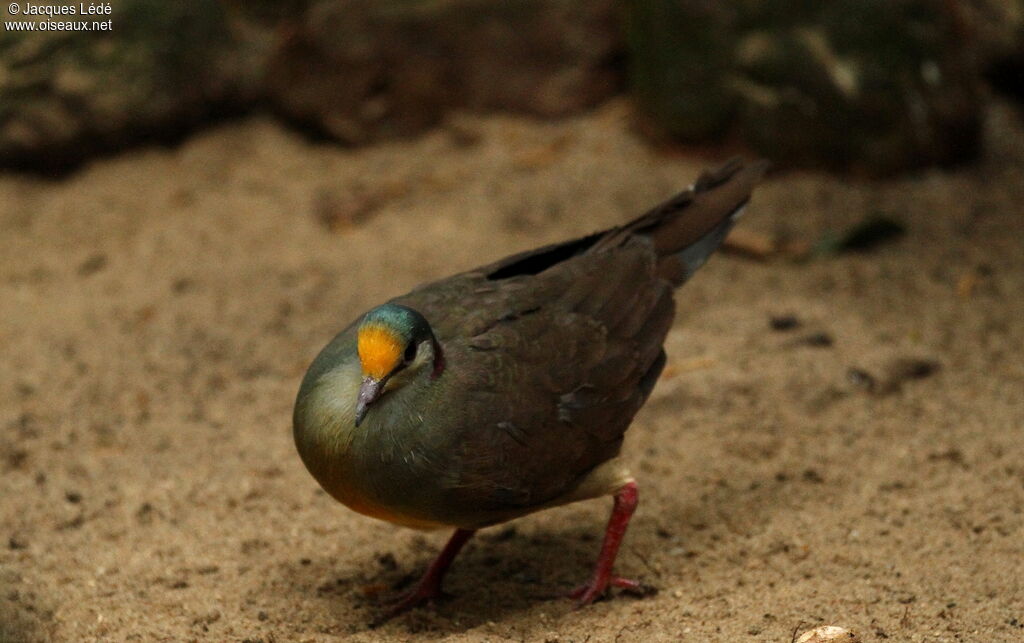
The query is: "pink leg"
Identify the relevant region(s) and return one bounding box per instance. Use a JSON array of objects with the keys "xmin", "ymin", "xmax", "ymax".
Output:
[
  {"xmin": 376, "ymin": 528, "xmax": 475, "ymax": 623},
  {"xmin": 570, "ymin": 481, "xmax": 644, "ymax": 606}
]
